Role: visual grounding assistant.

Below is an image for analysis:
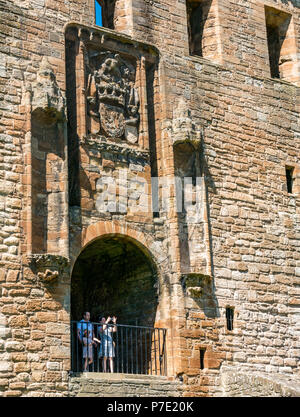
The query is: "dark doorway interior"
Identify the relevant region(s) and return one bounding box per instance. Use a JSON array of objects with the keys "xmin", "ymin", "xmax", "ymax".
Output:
[
  {"xmin": 71, "ymin": 235, "xmax": 158, "ymax": 327},
  {"xmin": 71, "ymin": 235, "xmax": 162, "ymax": 374}
]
